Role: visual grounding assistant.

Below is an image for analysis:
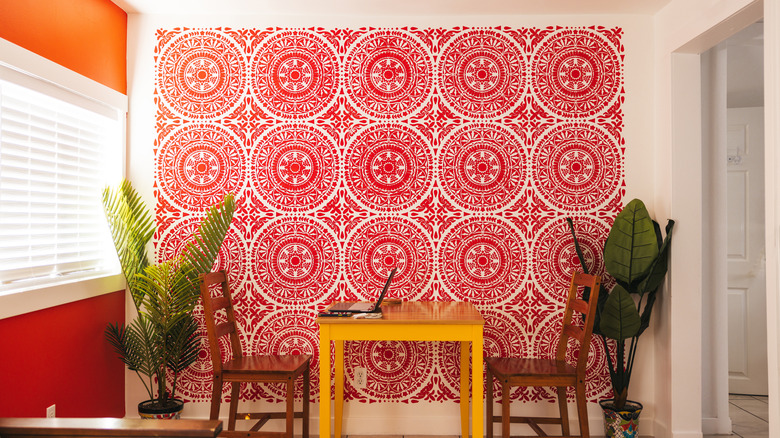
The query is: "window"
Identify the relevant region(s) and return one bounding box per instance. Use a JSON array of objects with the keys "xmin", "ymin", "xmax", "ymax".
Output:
[{"xmin": 0, "ymin": 43, "xmax": 125, "ymax": 295}]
